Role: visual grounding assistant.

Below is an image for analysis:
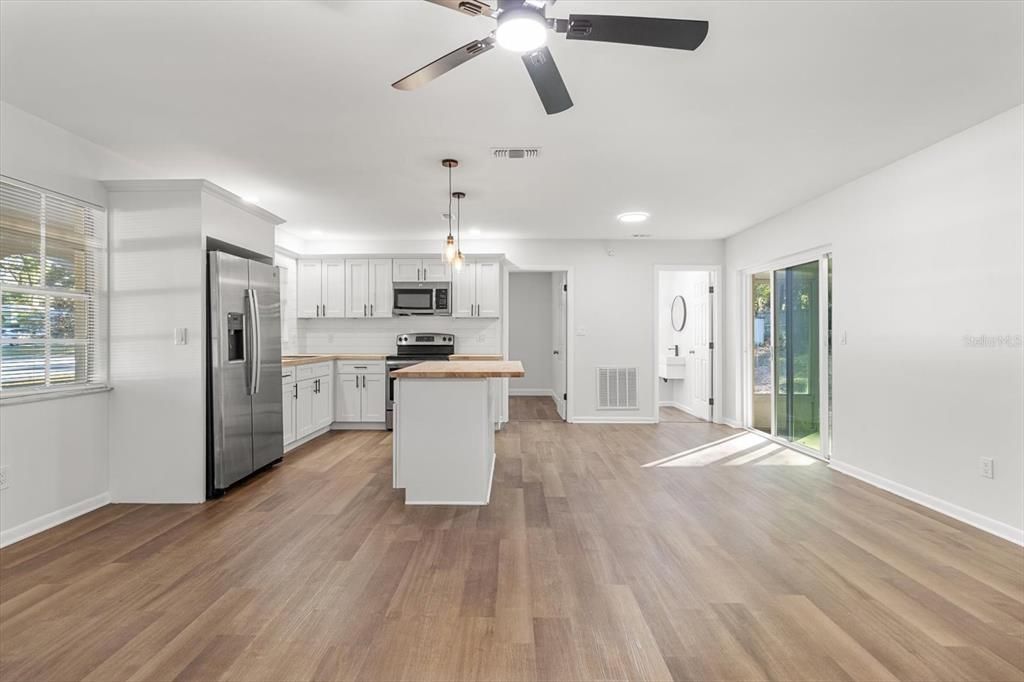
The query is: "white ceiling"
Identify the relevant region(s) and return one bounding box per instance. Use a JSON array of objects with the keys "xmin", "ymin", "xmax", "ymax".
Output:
[{"xmin": 1, "ymin": 1, "xmax": 1021, "ymax": 241}]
